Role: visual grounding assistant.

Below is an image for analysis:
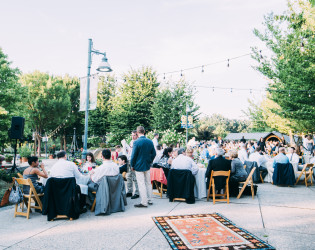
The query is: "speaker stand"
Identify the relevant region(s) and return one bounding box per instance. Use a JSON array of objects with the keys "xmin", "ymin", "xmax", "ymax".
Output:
[{"xmin": 10, "ymin": 139, "xmax": 20, "ymax": 173}]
